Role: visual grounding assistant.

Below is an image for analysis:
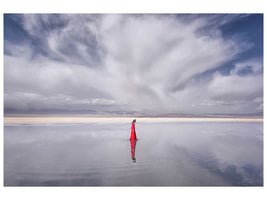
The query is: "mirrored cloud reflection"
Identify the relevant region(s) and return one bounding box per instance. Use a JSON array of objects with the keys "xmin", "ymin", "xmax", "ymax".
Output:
[{"xmin": 4, "ymin": 121, "xmax": 263, "ymax": 186}]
